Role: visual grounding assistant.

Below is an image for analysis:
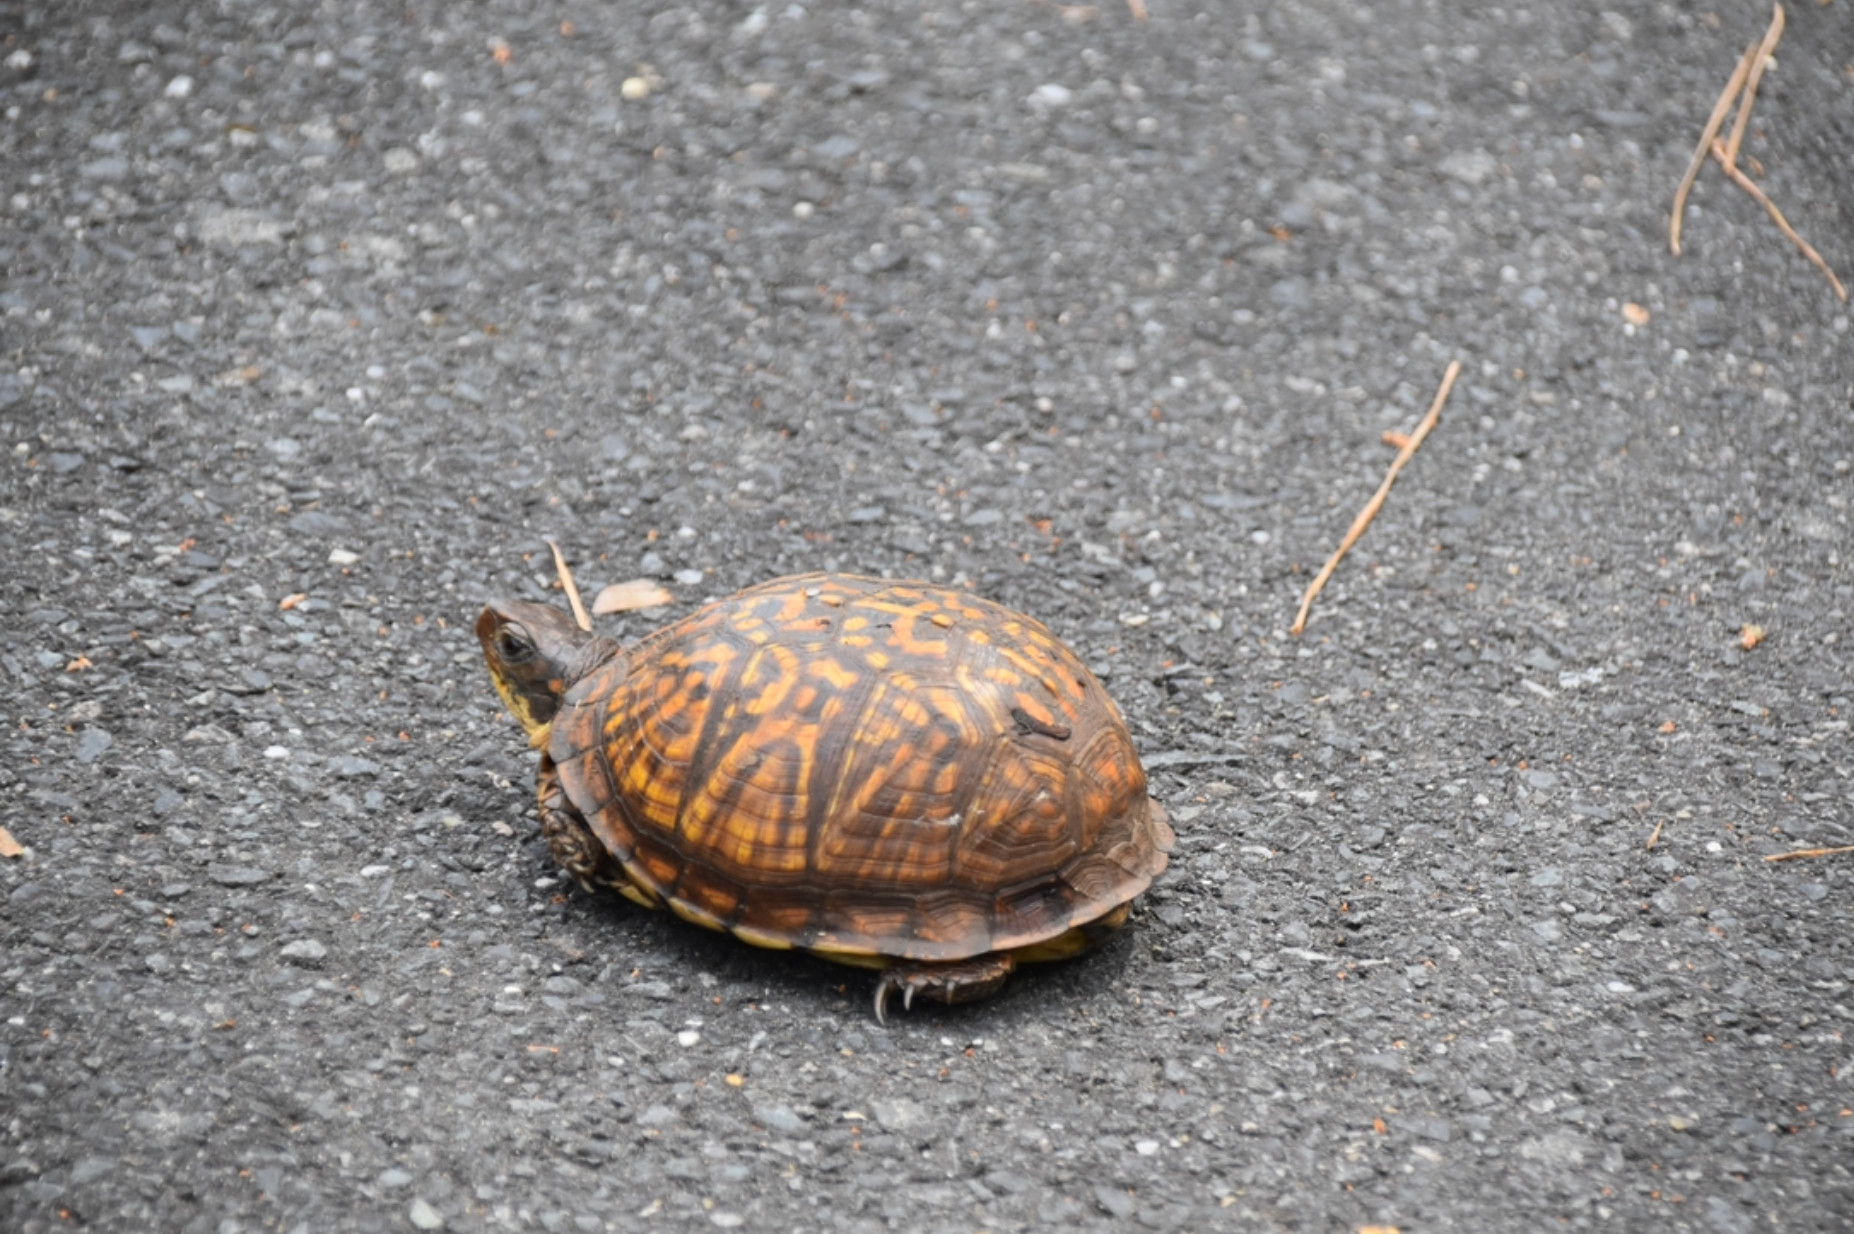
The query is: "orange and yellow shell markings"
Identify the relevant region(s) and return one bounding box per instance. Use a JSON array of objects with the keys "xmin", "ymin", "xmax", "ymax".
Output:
[{"xmin": 545, "ymin": 572, "xmax": 1171, "ymax": 963}]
